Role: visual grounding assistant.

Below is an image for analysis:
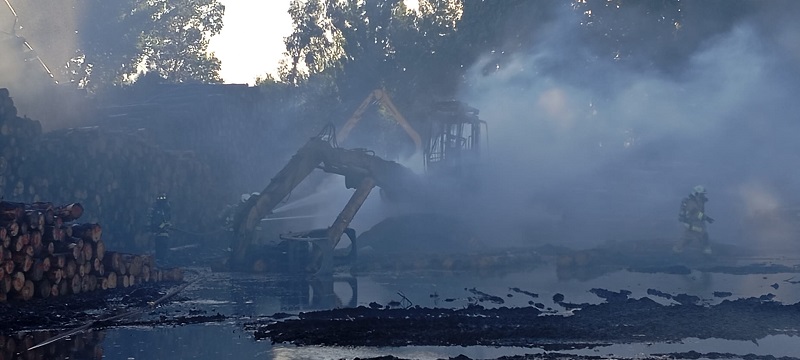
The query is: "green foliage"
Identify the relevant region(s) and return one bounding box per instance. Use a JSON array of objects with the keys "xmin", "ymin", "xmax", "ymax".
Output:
[
  {"xmin": 270, "ymin": 0, "xmax": 766, "ymax": 154},
  {"xmin": 136, "ymin": 0, "xmax": 225, "ymax": 83},
  {"xmin": 282, "ymin": 0, "xmax": 344, "ymax": 84},
  {"xmin": 571, "ymin": 0, "xmax": 756, "ymax": 73},
  {"xmin": 279, "ymin": 0, "xmax": 466, "ymax": 130},
  {"xmin": 67, "ymin": 0, "xmax": 225, "ymax": 90},
  {"xmin": 280, "ymin": 0, "xmax": 459, "ymax": 86}
]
